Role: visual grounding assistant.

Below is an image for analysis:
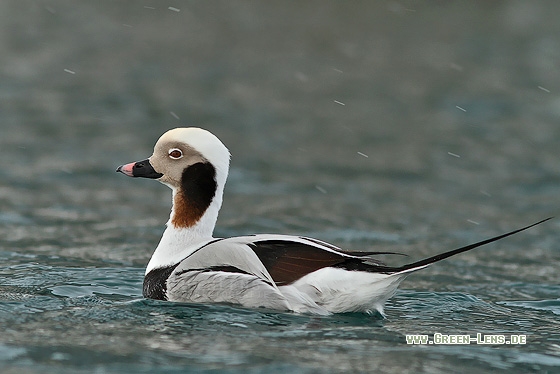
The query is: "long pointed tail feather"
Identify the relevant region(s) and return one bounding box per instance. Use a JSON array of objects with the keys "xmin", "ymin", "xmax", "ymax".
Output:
[{"xmin": 377, "ymin": 217, "xmax": 553, "ymax": 274}]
